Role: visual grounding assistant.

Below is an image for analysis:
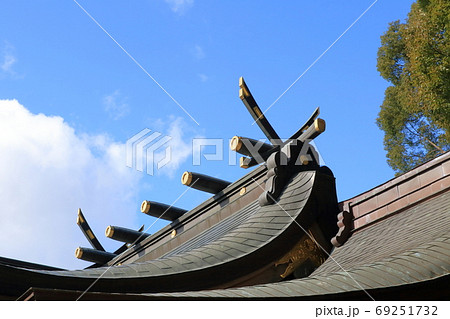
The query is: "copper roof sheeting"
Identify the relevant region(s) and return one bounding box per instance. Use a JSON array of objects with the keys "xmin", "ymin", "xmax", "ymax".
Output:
[
  {"xmin": 147, "ymin": 190, "xmax": 449, "ymax": 299},
  {"xmin": 8, "ymin": 154, "xmax": 450, "ymax": 300},
  {"xmin": 19, "ymin": 169, "xmax": 450, "ymax": 301},
  {"xmin": 344, "ymin": 151, "xmax": 450, "ymax": 230},
  {"xmin": 108, "ymin": 165, "xmax": 268, "ymax": 265}
]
